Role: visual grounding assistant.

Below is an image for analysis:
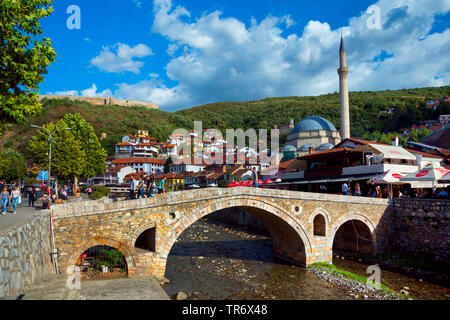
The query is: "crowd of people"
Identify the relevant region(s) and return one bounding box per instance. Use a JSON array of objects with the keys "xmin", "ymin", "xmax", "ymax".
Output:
[
  {"xmin": 128, "ymin": 176, "xmax": 166, "ymax": 200},
  {"xmin": 341, "ymin": 181, "xmax": 450, "ymax": 199}
]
